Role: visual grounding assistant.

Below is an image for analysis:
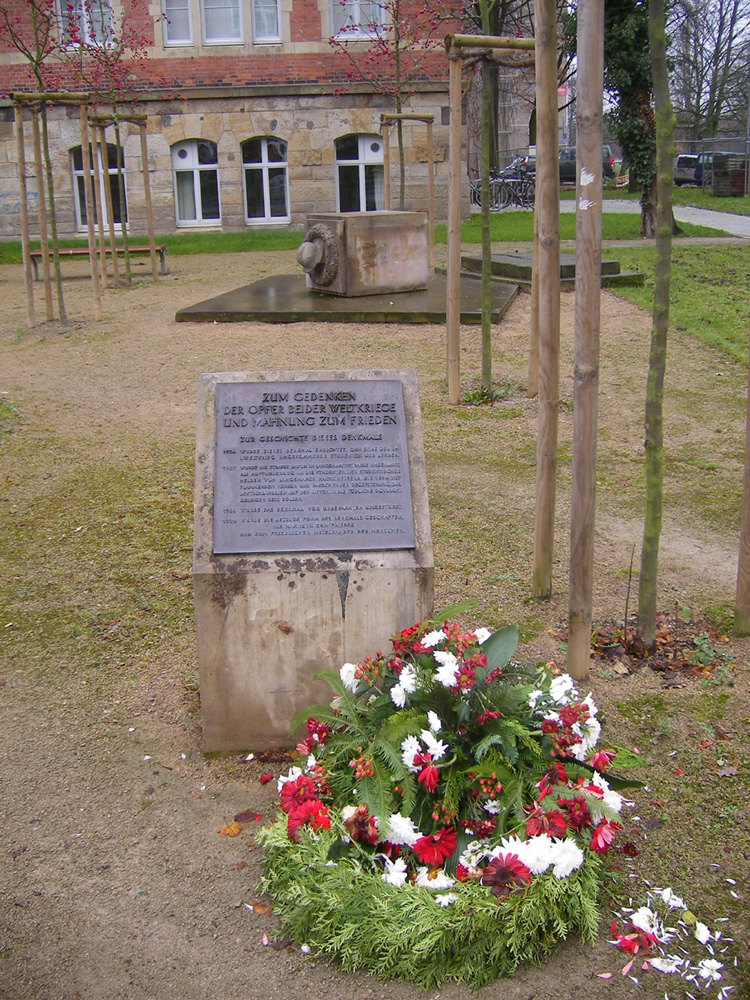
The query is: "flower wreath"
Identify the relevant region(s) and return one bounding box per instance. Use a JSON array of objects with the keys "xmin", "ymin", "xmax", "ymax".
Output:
[{"xmin": 258, "ymin": 619, "xmax": 637, "ymax": 988}]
